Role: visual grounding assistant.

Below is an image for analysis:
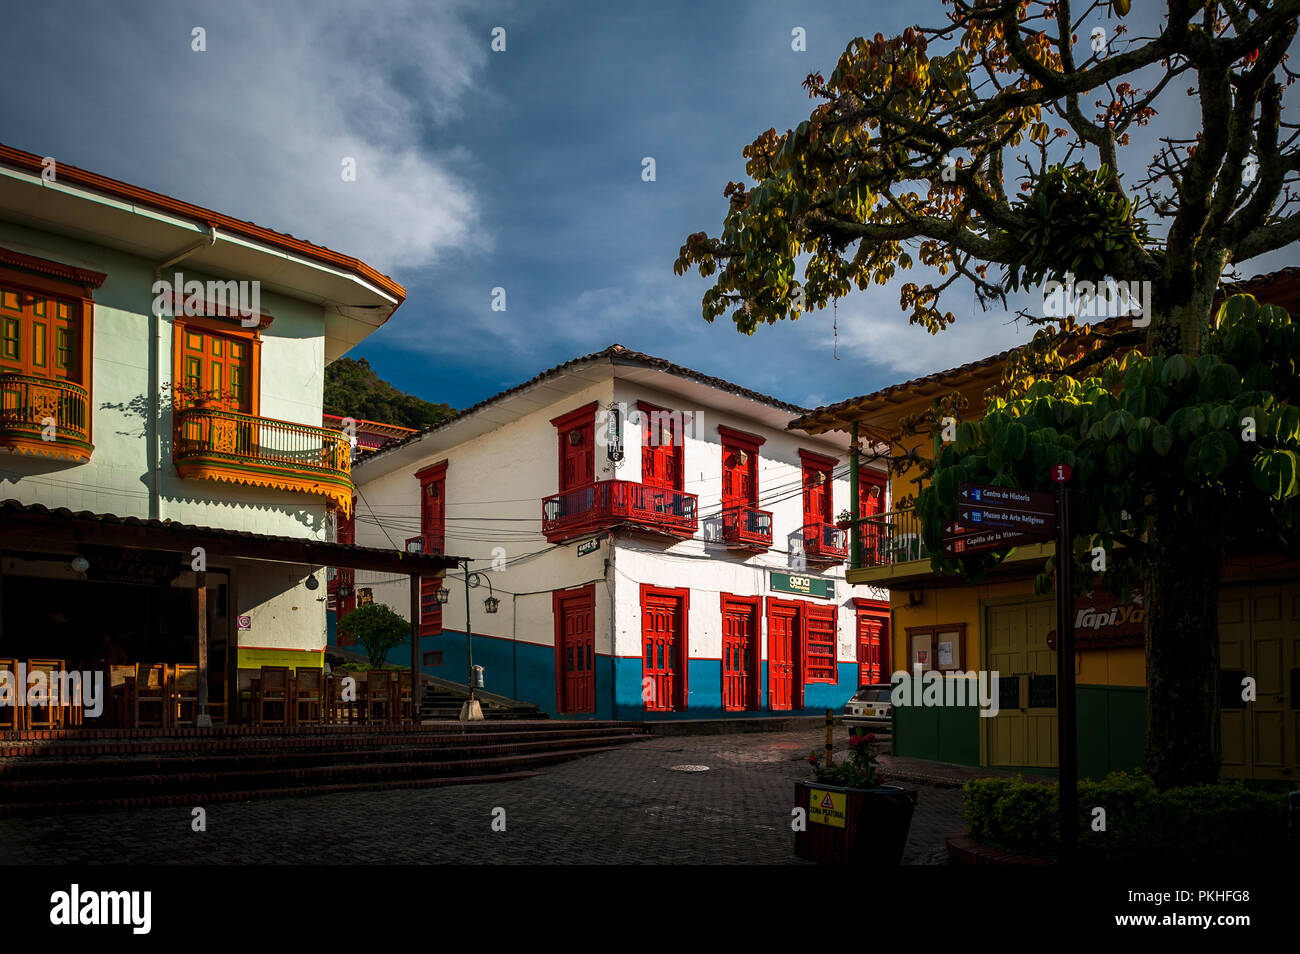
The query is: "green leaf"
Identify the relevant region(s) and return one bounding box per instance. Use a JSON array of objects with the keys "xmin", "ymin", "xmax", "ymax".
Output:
[
  {"xmin": 1162, "ymin": 354, "xmax": 1192, "ymax": 385},
  {"xmin": 1151, "ymin": 425, "xmax": 1173, "ymax": 457},
  {"xmin": 1106, "ymin": 443, "xmax": 1128, "ymax": 476}
]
